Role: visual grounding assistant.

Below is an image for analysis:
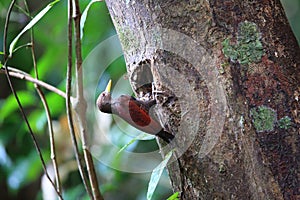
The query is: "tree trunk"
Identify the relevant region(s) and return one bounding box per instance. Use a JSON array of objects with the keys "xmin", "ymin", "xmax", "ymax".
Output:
[{"xmin": 104, "ymin": 0, "xmax": 300, "ymax": 199}]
